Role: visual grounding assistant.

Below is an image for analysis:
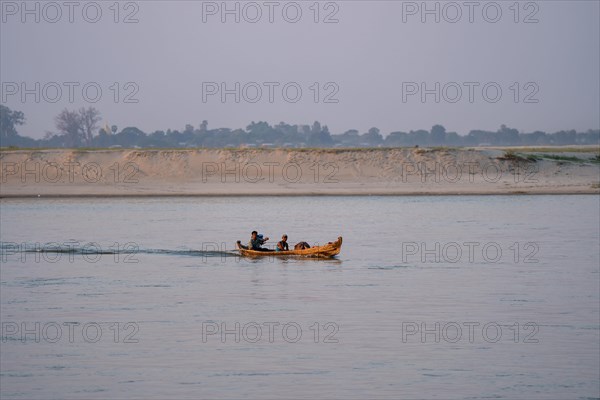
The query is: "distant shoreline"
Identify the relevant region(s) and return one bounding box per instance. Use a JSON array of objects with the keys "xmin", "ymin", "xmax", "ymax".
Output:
[
  {"xmin": 1, "ymin": 147, "xmax": 598, "ymax": 197},
  {"xmin": 2, "ymin": 193, "xmax": 598, "ymax": 199},
  {"xmin": 2, "ymin": 145, "xmax": 599, "ymax": 152}
]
